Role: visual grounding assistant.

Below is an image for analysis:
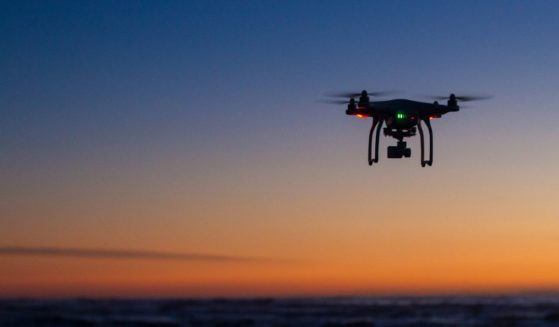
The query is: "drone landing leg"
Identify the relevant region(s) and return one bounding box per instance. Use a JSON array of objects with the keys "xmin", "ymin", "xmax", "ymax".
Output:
[
  {"xmin": 374, "ymin": 119, "xmax": 383, "ymax": 164},
  {"xmin": 368, "ymin": 118, "xmax": 383, "ymax": 166},
  {"xmin": 417, "ymin": 120, "xmax": 426, "ymax": 167},
  {"xmin": 425, "ymin": 119, "xmax": 433, "ymax": 166},
  {"xmin": 368, "ymin": 118, "xmax": 378, "ymax": 165},
  {"xmin": 417, "ymin": 119, "xmax": 433, "ymax": 167}
]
